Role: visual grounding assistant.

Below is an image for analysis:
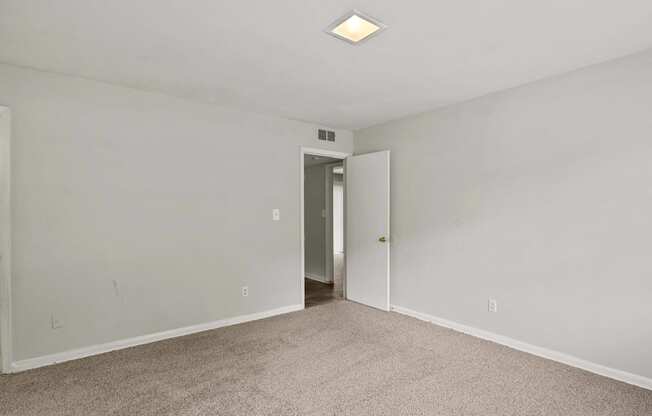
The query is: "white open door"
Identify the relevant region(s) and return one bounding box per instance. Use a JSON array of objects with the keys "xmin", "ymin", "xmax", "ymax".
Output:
[{"xmin": 346, "ymin": 150, "xmax": 390, "ymax": 311}]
